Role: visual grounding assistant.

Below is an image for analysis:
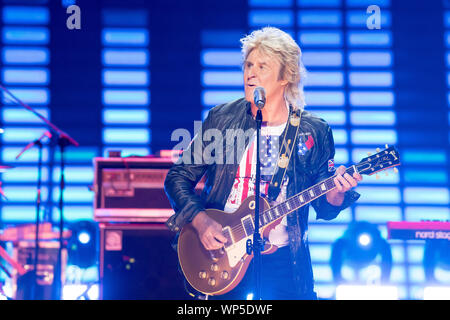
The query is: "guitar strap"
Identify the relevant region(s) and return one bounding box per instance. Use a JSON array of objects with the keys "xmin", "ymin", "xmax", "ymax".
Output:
[{"xmin": 267, "ymin": 106, "xmax": 302, "ymax": 202}]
